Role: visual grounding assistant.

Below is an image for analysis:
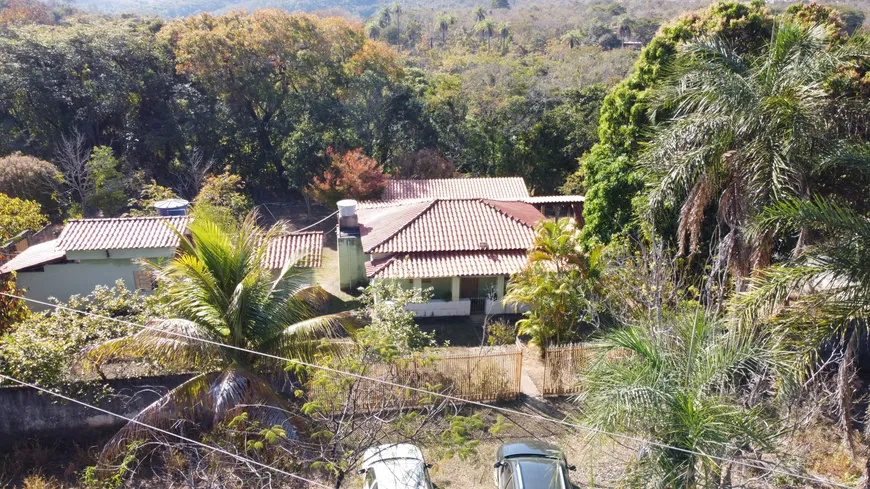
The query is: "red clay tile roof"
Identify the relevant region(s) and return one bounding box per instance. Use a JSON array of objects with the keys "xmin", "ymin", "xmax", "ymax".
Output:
[
  {"xmin": 56, "ymin": 216, "xmax": 190, "ymax": 251},
  {"xmin": 0, "ymin": 240, "xmax": 65, "ymax": 274},
  {"xmin": 365, "ymin": 251, "xmax": 528, "ymax": 279},
  {"xmin": 263, "ymin": 232, "xmax": 324, "ymax": 269},
  {"xmin": 358, "ymin": 199, "xmax": 543, "ymax": 254},
  {"xmin": 383, "ymin": 178, "xmax": 530, "ymax": 201}
]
